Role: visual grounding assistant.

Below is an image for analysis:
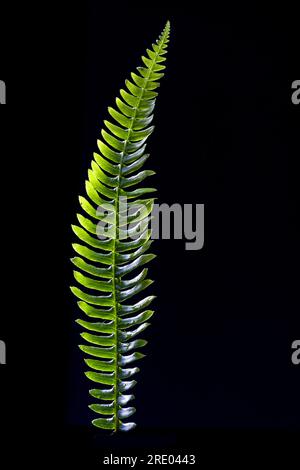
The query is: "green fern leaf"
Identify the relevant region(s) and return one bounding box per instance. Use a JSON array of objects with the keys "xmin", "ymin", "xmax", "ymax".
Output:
[{"xmin": 70, "ymin": 21, "xmax": 170, "ymax": 432}]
